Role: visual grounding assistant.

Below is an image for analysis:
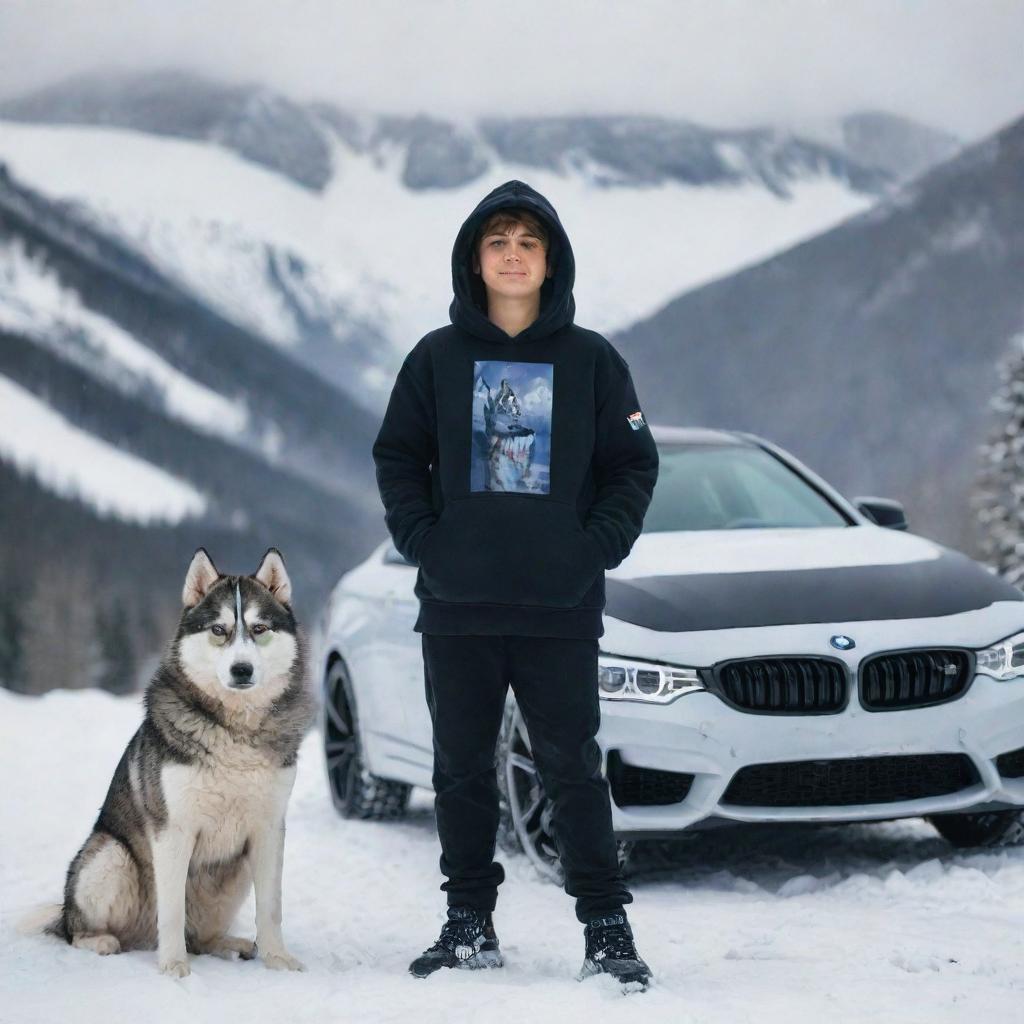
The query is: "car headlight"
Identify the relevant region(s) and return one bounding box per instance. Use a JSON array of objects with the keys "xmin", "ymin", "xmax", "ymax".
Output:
[
  {"xmin": 976, "ymin": 629, "xmax": 1024, "ymax": 680},
  {"xmin": 597, "ymin": 654, "xmax": 705, "ymax": 704}
]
